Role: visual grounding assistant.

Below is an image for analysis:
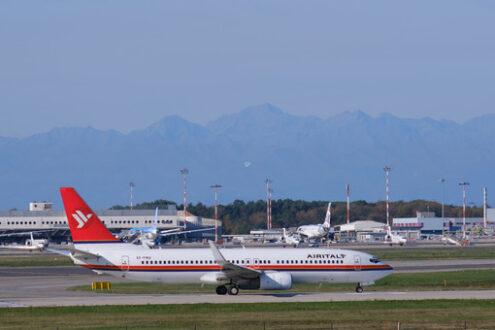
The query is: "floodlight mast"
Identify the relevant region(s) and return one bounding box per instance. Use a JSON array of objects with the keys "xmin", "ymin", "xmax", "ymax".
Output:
[
  {"xmin": 384, "ymin": 166, "xmax": 391, "ymax": 226},
  {"xmin": 210, "ymin": 184, "xmax": 222, "ymax": 243},
  {"xmin": 180, "ymin": 168, "xmax": 189, "ymax": 230},
  {"xmin": 129, "ymin": 182, "xmax": 135, "ymax": 211},
  {"xmin": 459, "ymin": 181, "xmax": 470, "ymax": 240}
]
